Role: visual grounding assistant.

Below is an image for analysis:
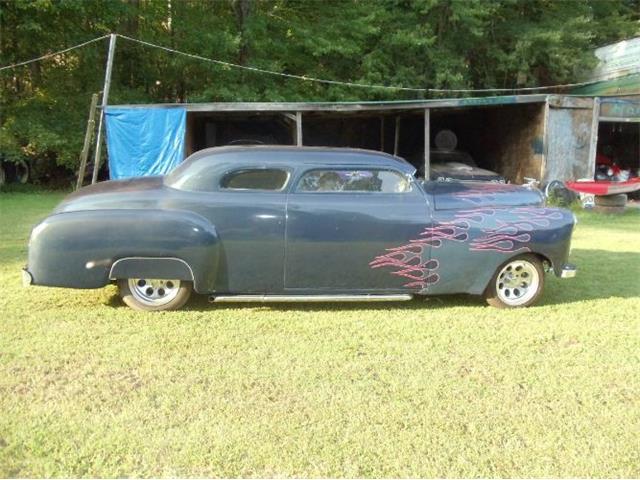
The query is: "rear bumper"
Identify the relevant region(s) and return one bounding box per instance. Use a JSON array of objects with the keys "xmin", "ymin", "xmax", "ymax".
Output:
[{"xmin": 560, "ymin": 263, "xmax": 577, "ymax": 278}]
